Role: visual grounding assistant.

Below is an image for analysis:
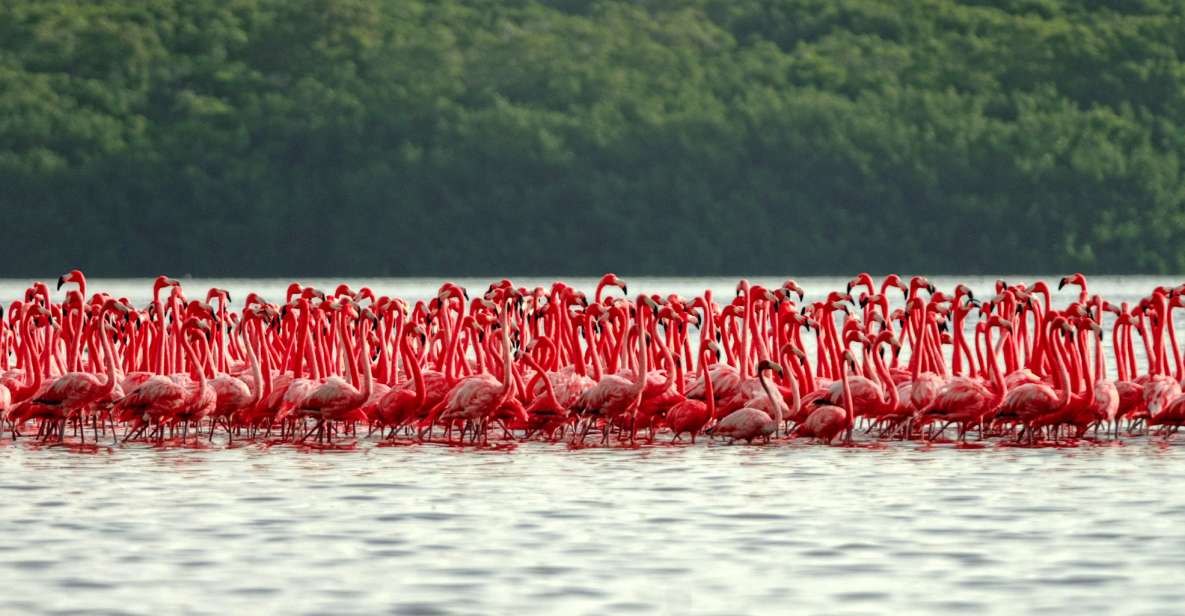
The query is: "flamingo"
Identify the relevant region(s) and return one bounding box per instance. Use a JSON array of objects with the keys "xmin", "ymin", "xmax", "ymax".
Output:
[
  {"xmin": 917, "ymin": 317, "xmax": 1009, "ymax": 441},
  {"xmin": 572, "ymin": 295, "xmax": 657, "ymax": 444},
  {"xmin": 208, "ymin": 317, "xmax": 265, "ymax": 441},
  {"xmin": 437, "ymin": 297, "xmax": 517, "ymax": 444},
  {"xmin": 5, "ymin": 270, "xmax": 1185, "ymax": 450},
  {"xmin": 375, "ymin": 325, "xmax": 428, "ymax": 437},
  {"xmin": 796, "ymin": 351, "xmax": 856, "ymax": 444},
  {"xmin": 708, "ymin": 360, "xmax": 785, "ymax": 444},
  {"xmin": 289, "ymin": 308, "xmax": 375, "ymax": 443},
  {"xmin": 114, "ymin": 319, "xmax": 211, "ymax": 443},
  {"xmin": 995, "ymin": 318, "xmax": 1072, "ymax": 443},
  {"xmin": 10, "ymin": 300, "xmax": 126, "ymax": 441},
  {"xmin": 666, "ymin": 340, "xmax": 720, "ymax": 443}
]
